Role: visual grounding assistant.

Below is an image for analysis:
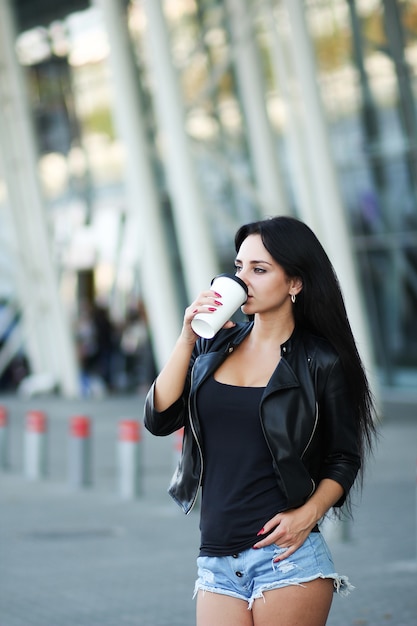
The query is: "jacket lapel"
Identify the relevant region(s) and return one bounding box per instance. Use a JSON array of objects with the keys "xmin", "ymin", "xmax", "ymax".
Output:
[
  {"xmin": 192, "ymin": 350, "xmax": 227, "ymax": 389},
  {"xmin": 263, "ymin": 357, "xmax": 300, "ymax": 398}
]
